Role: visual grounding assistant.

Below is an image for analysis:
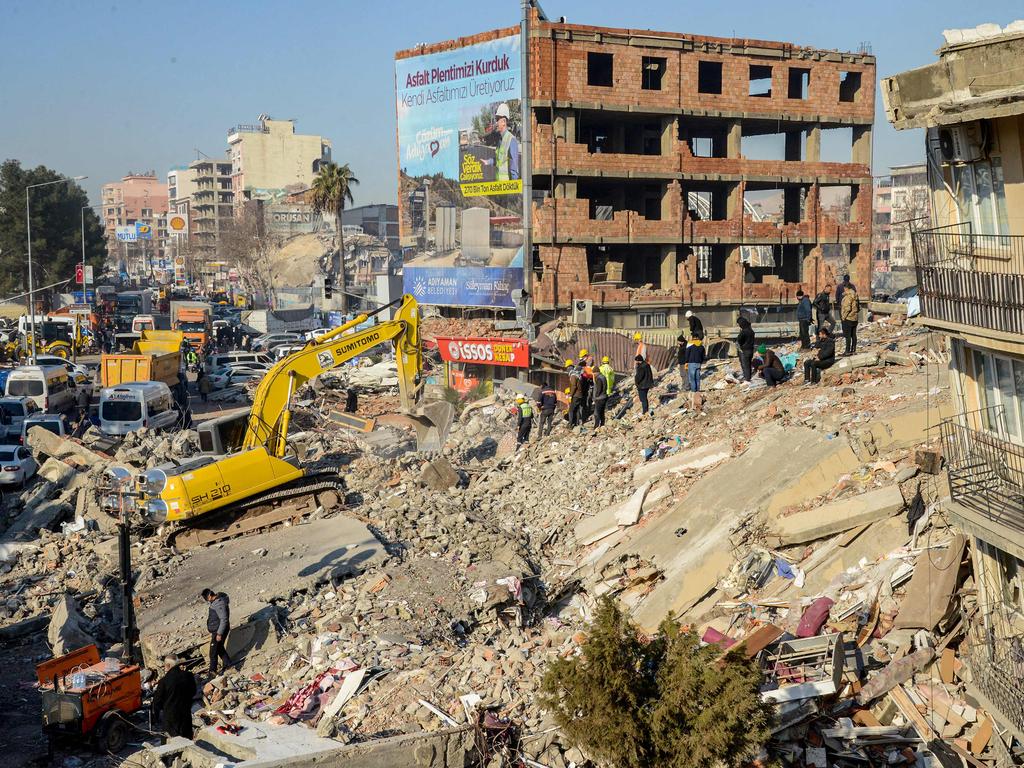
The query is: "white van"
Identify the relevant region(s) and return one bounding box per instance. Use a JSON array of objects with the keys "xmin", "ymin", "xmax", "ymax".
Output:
[
  {"xmin": 99, "ymin": 381, "xmax": 179, "ymax": 436},
  {"xmin": 205, "ymin": 351, "xmax": 273, "ymax": 373},
  {"xmin": 5, "ymin": 366, "xmax": 75, "ymax": 413}
]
